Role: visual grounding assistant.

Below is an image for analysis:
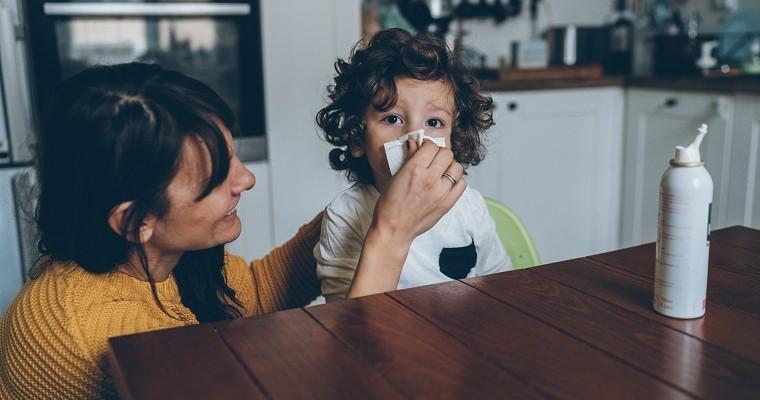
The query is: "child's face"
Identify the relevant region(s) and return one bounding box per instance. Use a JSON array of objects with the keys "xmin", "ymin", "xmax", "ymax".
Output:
[{"xmin": 361, "ymin": 77, "xmax": 454, "ymax": 192}]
